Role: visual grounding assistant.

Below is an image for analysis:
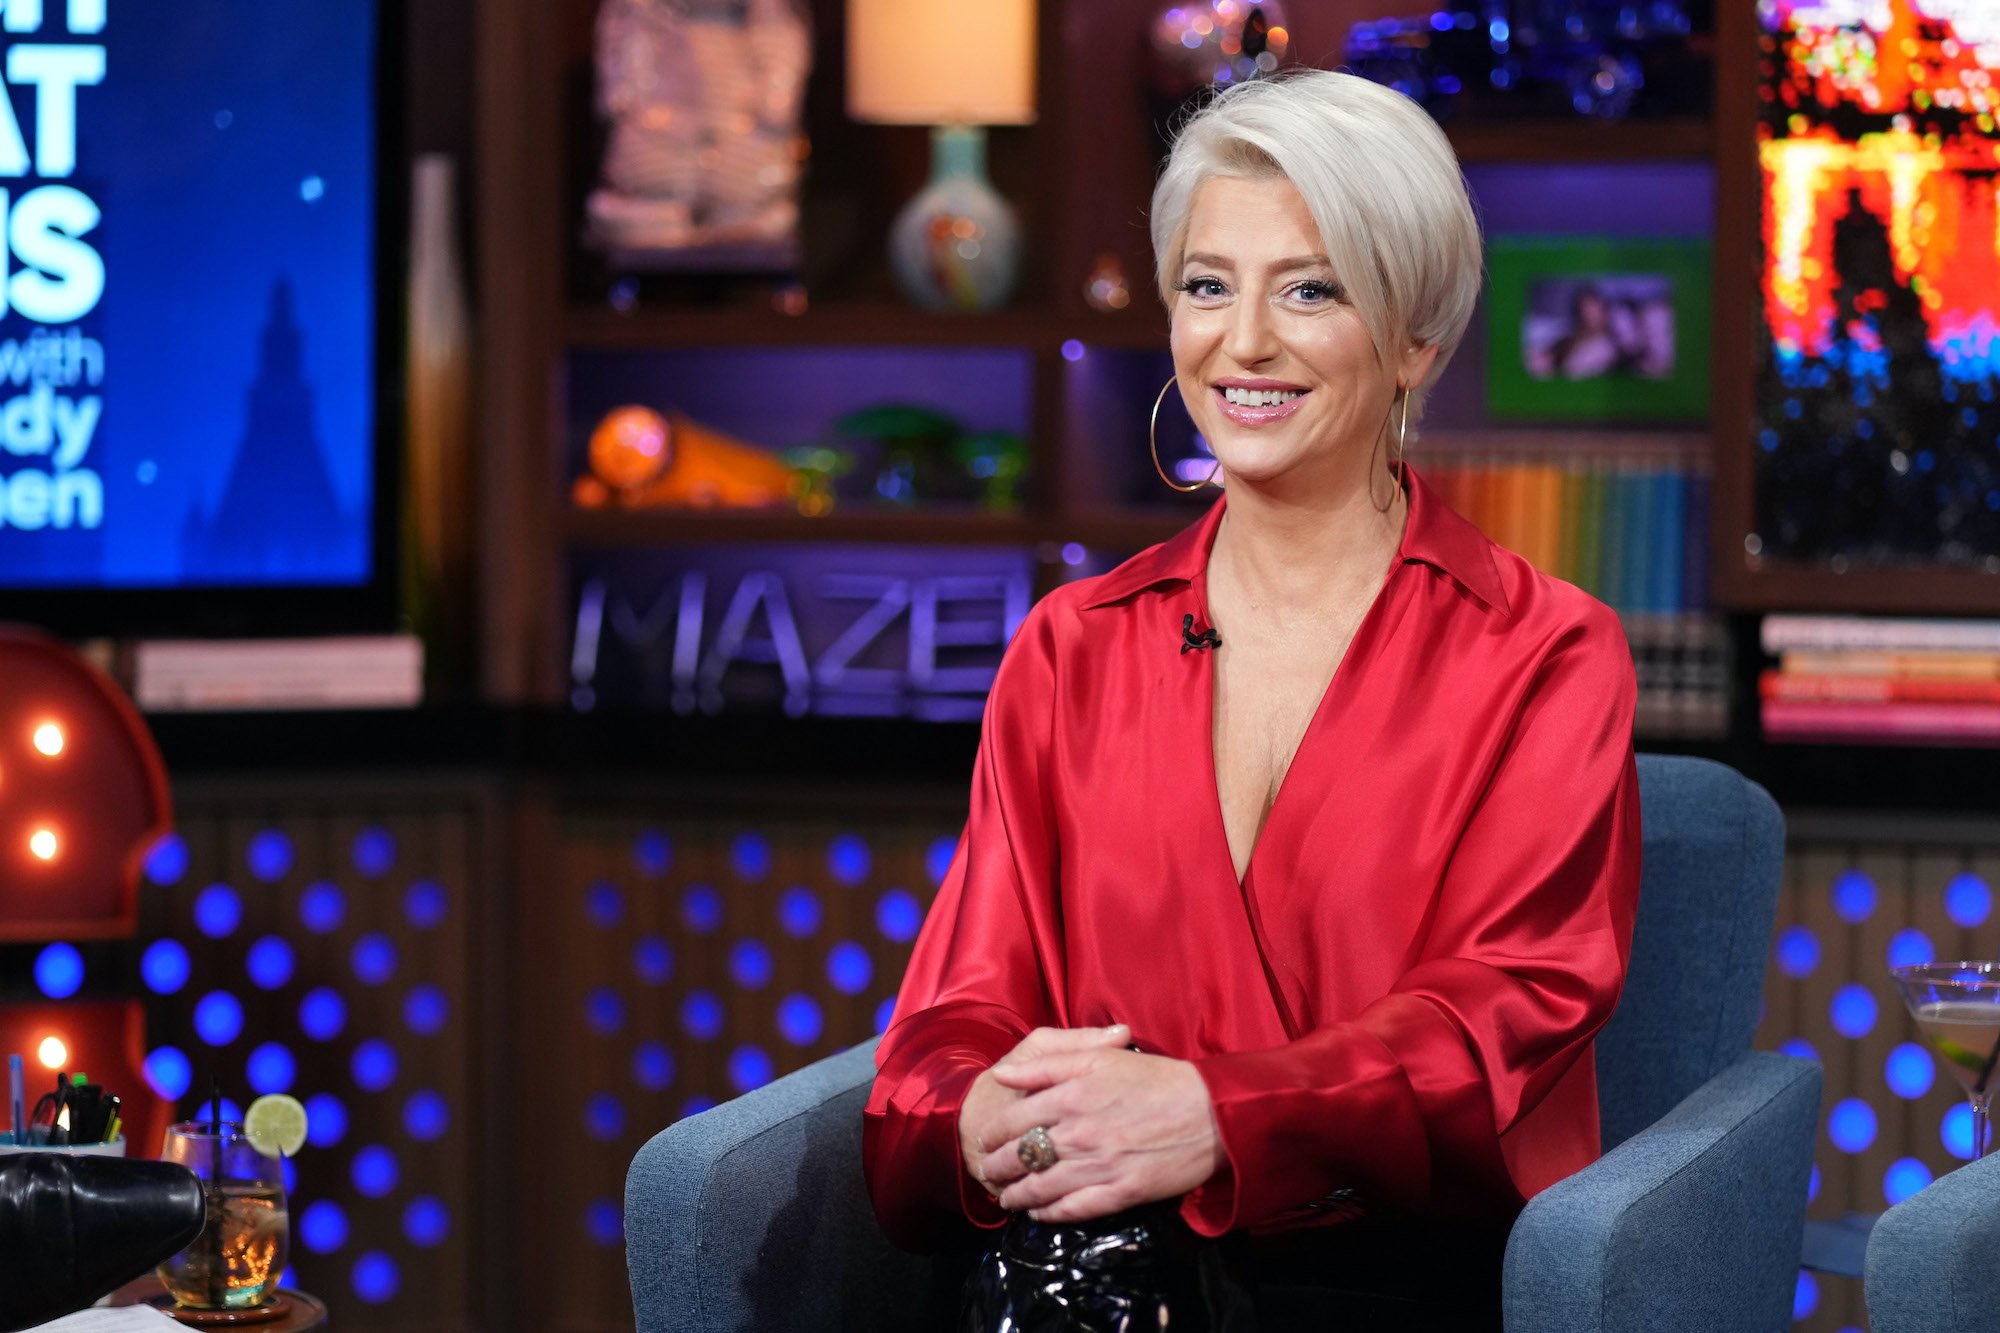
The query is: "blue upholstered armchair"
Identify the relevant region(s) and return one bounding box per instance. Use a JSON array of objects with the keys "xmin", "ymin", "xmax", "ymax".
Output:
[
  {"xmin": 627, "ymin": 755, "xmax": 1822, "ymax": 1332},
  {"xmin": 1864, "ymin": 1149, "xmax": 2000, "ymax": 1333}
]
